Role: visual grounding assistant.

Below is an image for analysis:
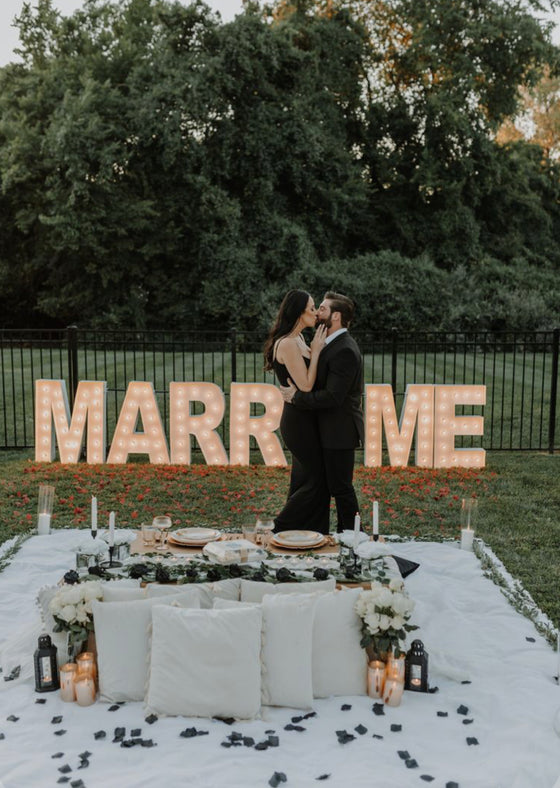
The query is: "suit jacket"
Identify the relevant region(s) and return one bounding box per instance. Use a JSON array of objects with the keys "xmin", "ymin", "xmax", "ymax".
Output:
[{"xmin": 292, "ymin": 331, "xmax": 364, "ymax": 450}]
